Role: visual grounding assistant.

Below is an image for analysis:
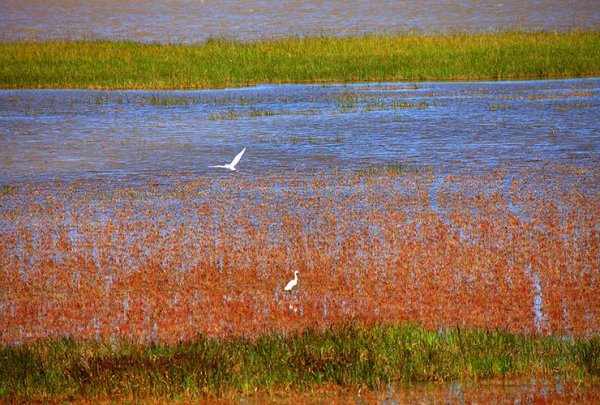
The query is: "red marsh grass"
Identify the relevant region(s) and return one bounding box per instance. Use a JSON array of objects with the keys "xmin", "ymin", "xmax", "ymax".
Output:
[{"xmin": 0, "ymin": 166, "xmax": 597, "ymax": 344}]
